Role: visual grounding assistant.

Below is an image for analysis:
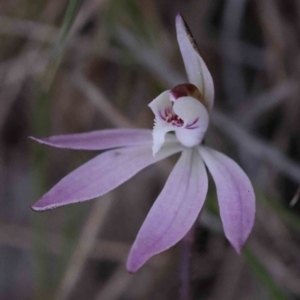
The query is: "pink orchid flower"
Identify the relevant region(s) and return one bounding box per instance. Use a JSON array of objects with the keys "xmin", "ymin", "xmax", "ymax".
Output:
[{"xmin": 31, "ymin": 14, "xmax": 255, "ymax": 273}]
